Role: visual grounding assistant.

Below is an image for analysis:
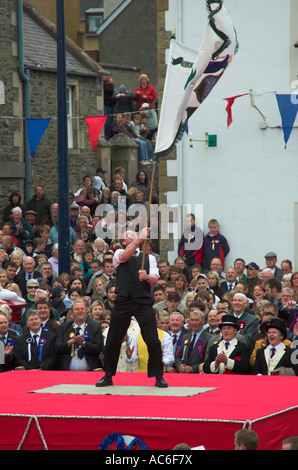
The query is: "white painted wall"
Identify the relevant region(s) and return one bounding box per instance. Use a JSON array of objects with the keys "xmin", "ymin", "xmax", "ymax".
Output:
[{"xmin": 164, "ymin": 0, "xmax": 298, "ymax": 271}]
